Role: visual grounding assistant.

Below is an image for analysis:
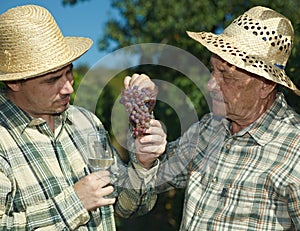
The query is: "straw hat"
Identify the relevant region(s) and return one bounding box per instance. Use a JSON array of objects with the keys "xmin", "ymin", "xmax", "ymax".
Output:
[
  {"xmin": 0, "ymin": 4, "xmax": 92, "ymax": 81},
  {"xmin": 187, "ymin": 6, "xmax": 300, "ymax": 96}
]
